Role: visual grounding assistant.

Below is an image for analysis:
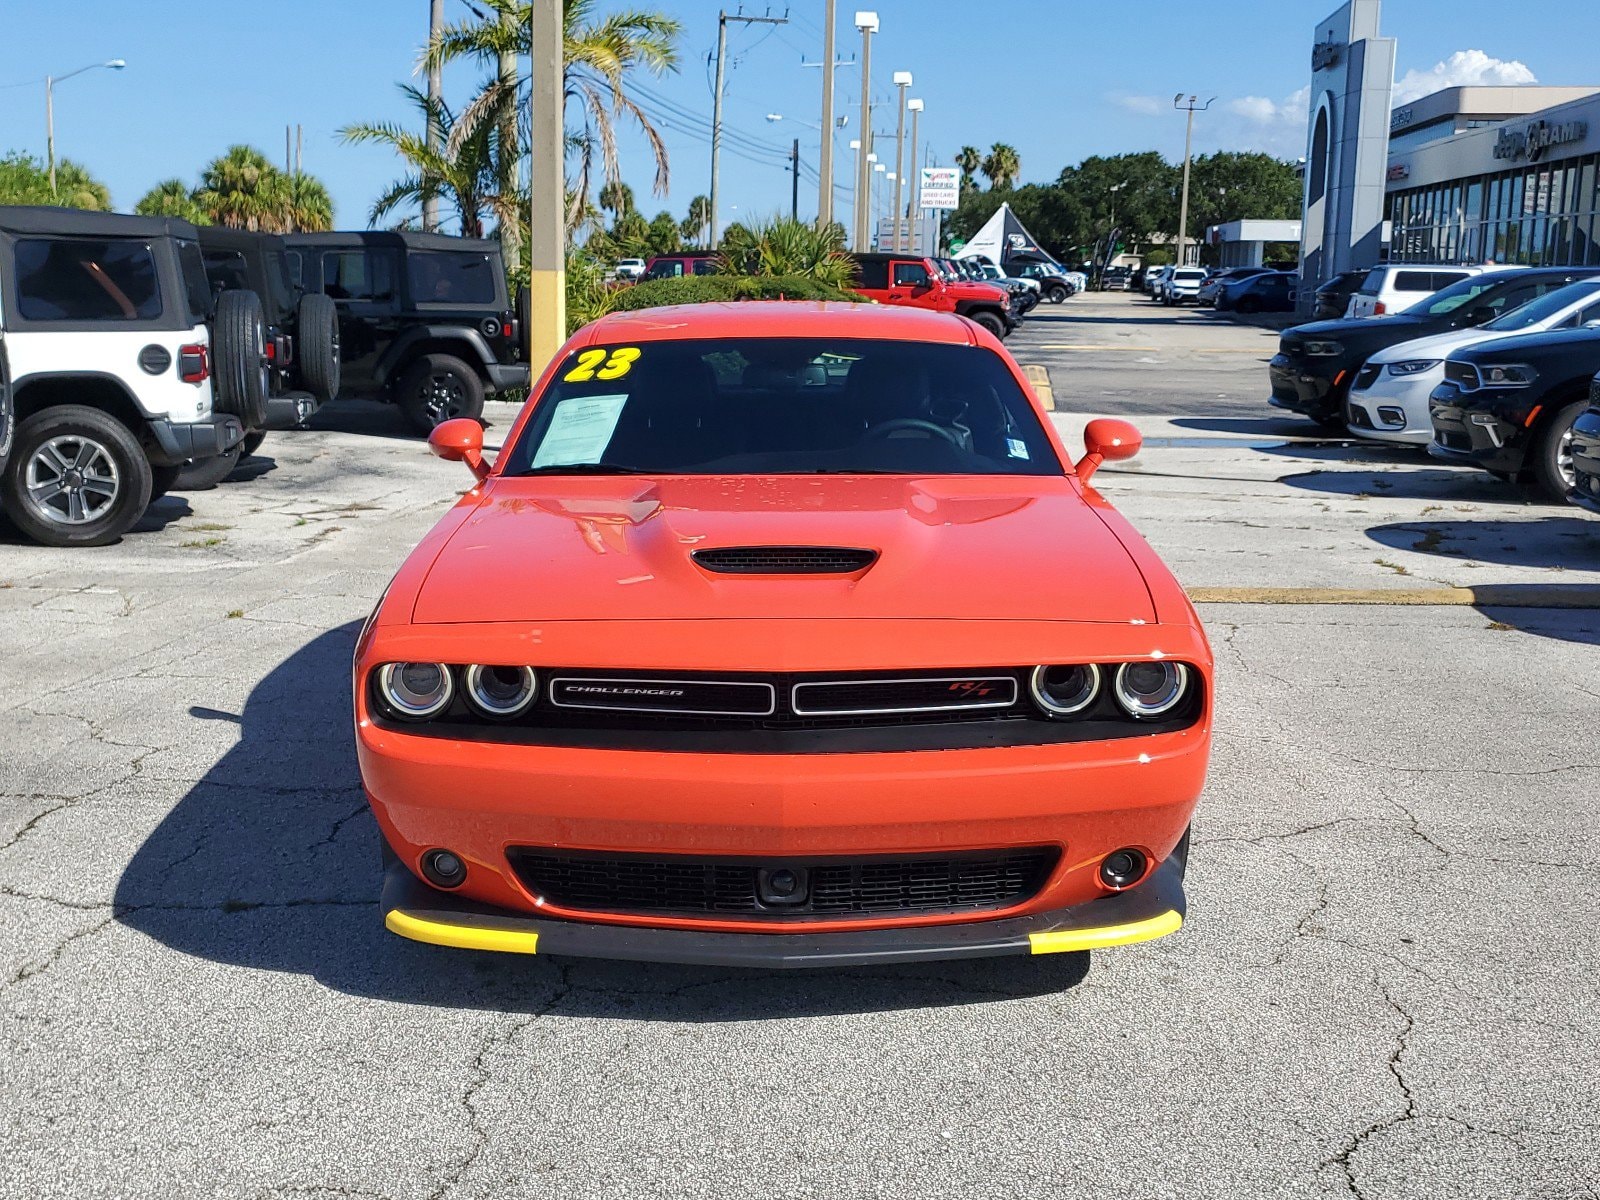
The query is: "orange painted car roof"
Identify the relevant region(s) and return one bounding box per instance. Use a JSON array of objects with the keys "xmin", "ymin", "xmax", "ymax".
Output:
[{"xmin": 575, "ymin": 300, "xmax": 979, "ymax": 346}]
